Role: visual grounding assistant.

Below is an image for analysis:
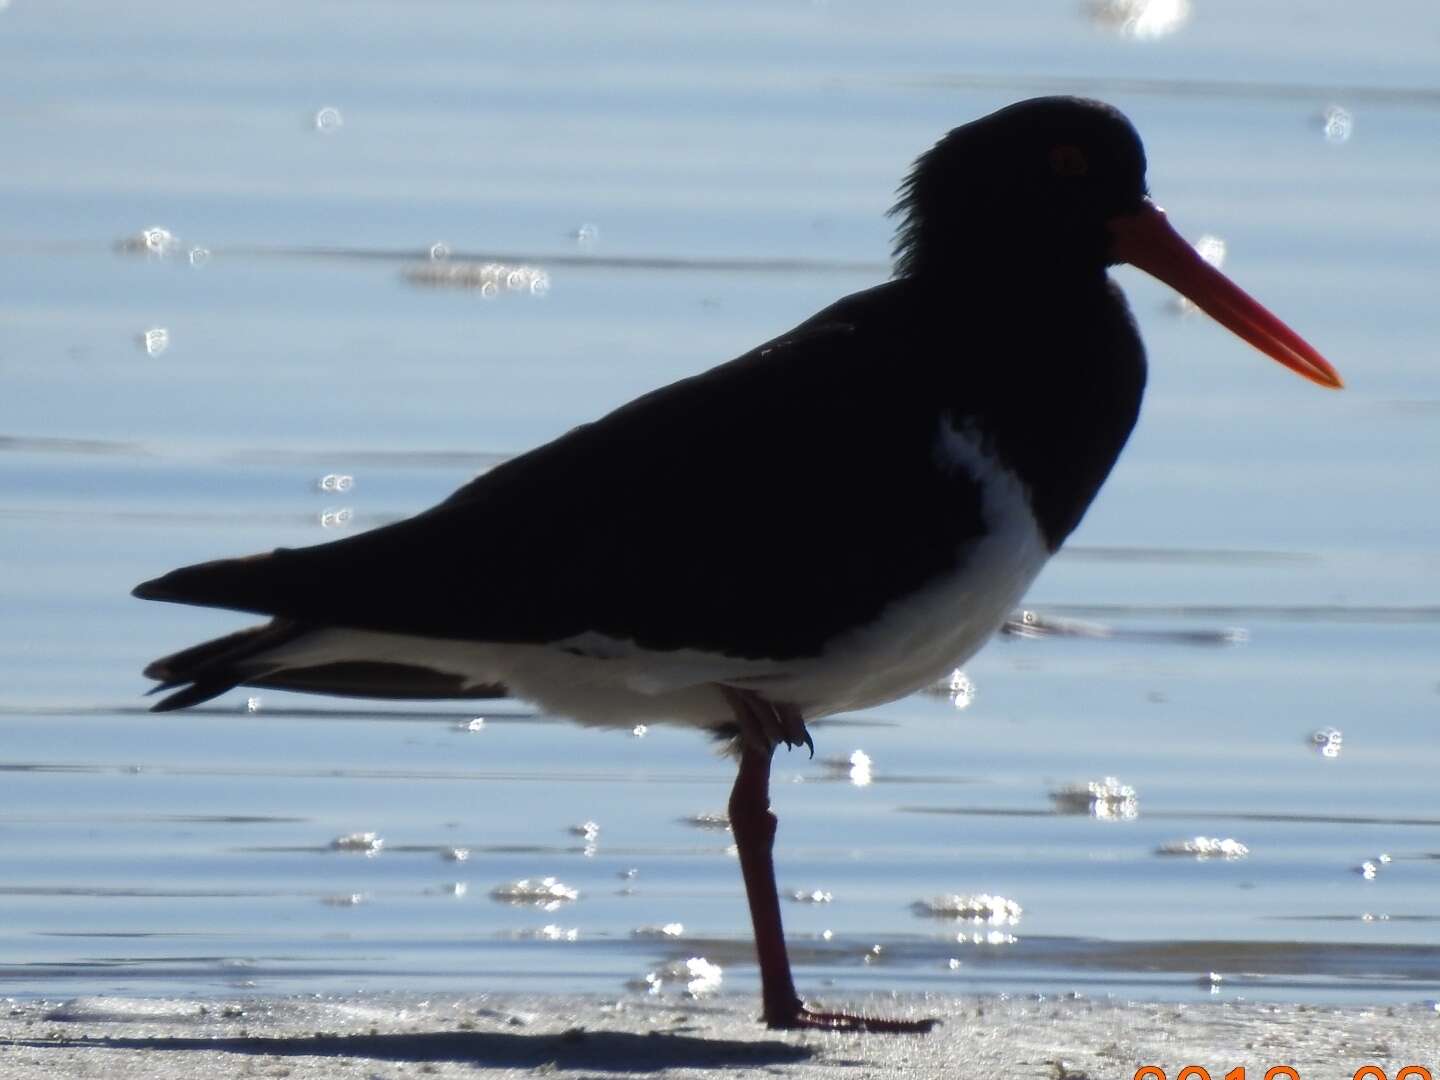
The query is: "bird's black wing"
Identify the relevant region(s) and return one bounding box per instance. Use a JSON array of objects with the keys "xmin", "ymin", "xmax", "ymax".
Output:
[{"xmin": 134, "ymin": 283, "xmax": 987, "ymax": 661}]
